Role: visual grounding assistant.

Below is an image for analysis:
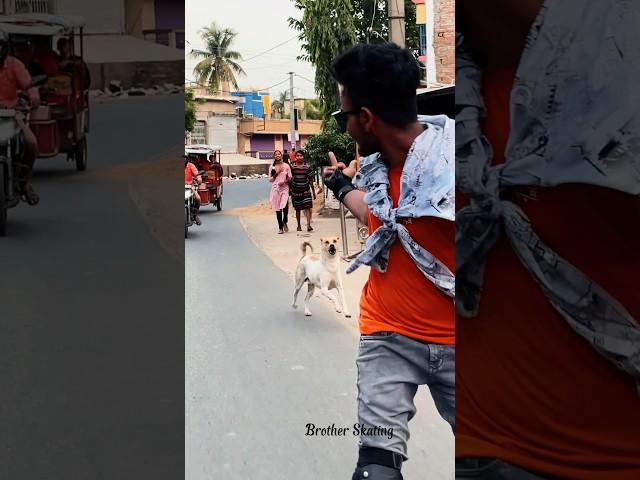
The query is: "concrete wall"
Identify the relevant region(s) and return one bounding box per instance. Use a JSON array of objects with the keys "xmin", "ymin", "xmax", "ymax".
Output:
[
  {"xmin": 54, "ymin": 0, "xmax": 124, "ymax": 34},
  {"xmin": 221, "ymin": 163, "xmax": 270, "ymax": 177},
  {"xmin": 88, "ymin": 59, "xmax": 183, "ymax": 89},
  {"xmin": 125, "ymin": 0, "xmax": 156, "ymax": 38},
  {"xmin": 238, "ymin": 118, "xmax": 321, "ymax": 136},
  {"xmin": 433, "ymin": 0, "xmax": 454, "ymax": 85}
]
